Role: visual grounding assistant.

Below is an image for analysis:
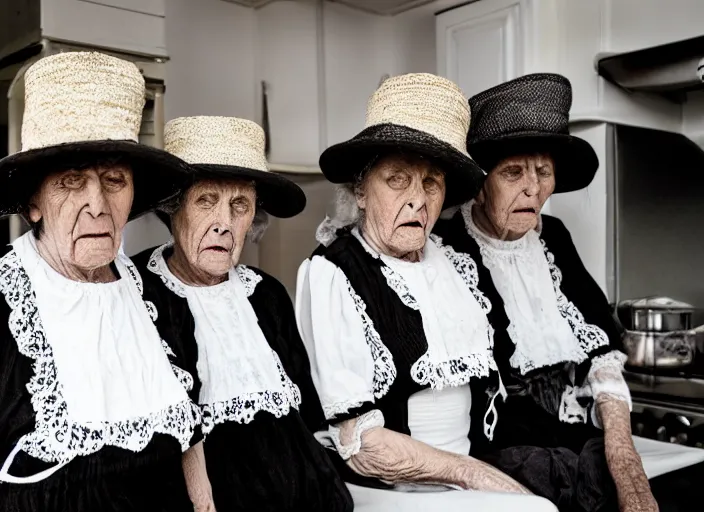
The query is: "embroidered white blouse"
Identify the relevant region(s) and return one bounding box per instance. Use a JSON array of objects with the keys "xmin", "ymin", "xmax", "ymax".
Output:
[
  {"xmin": 0, "ymin": 232, "xmax": 200, "ymax": 484},
  {"xmin": 296, "ymin": 228, "xmax": 498, "ymax": 457},
  {"xmin": 148, "ymin": 244, "xmax": 301, "ymax": 435},
  {"xmin": 461, "ymin": 202, "xmax": 631, "ymax": 425}
]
